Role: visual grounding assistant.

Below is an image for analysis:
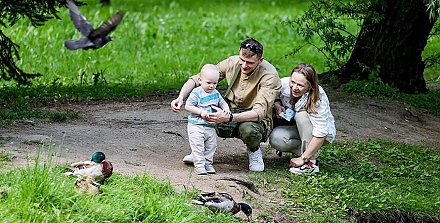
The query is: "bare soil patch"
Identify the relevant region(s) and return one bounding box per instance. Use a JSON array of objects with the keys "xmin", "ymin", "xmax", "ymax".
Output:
[{"xmin": 1, "ymin": 90, "xmax": 439, "ymax": 221}]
